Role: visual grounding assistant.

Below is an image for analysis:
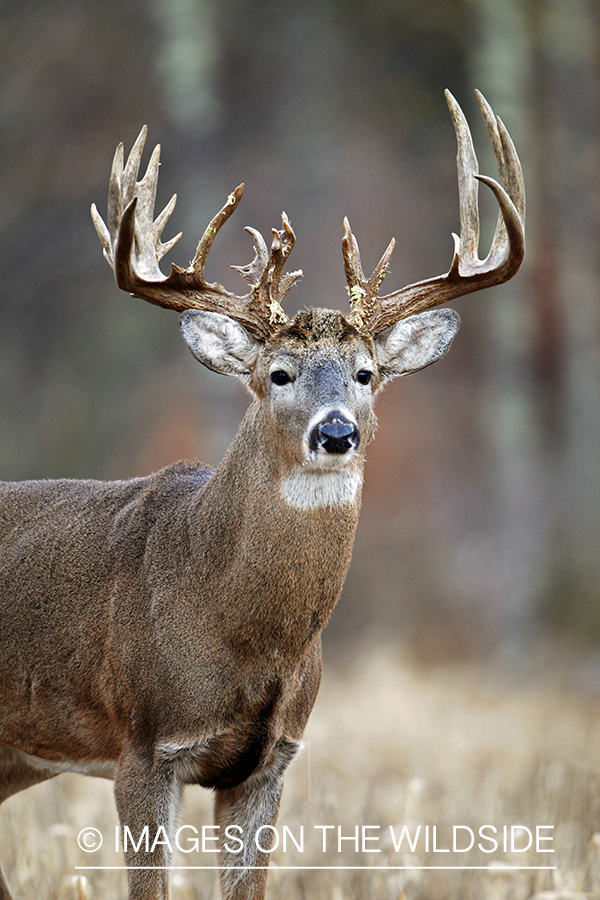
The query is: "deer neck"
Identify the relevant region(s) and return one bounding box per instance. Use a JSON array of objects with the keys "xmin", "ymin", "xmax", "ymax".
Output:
[{"xmin": 190, "ymin": 401, "xmax": 364, "ymax": 650}]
